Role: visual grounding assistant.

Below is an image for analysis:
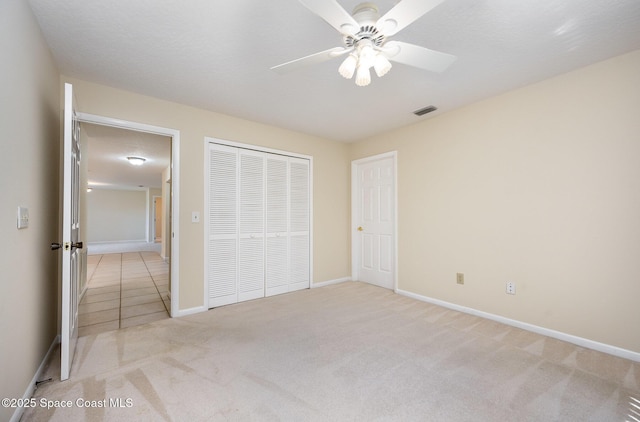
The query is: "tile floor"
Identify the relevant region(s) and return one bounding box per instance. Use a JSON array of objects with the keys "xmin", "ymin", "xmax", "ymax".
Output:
[{"xmin": 79, "ymin": 251, "xmax": 170, "ymax": 337}]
